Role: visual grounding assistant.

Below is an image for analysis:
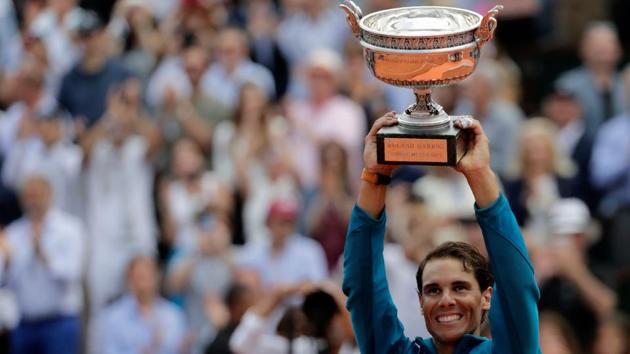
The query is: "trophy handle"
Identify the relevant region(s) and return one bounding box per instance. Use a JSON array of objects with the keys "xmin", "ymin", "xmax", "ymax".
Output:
[
  {"xmin": 475, "ymin": 5, "xmax": 503, "ymax": 46},
  {"xmin": 340, "ymin": 0, "xmax": 364, "ymax": 38}
]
